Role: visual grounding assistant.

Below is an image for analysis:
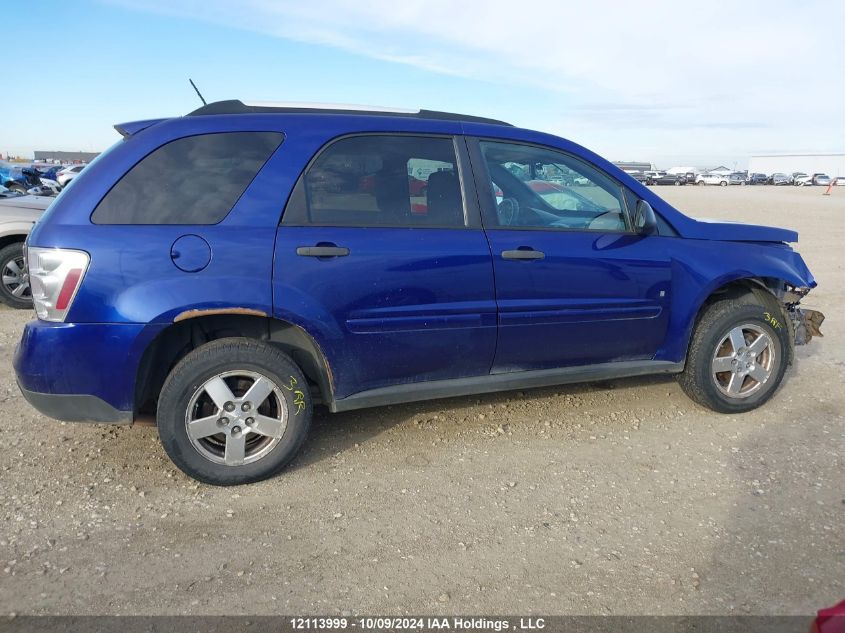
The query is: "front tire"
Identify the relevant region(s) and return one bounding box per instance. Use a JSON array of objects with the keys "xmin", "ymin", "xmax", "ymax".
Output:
[
  {"xmin": 0, "ymin": 242, "xmax": 32, "ymax": 308},
  {"xmin": 678, "ymin": 295, "xmax": 791, "ymax": 413},
  {"xmin": 157, "ymin": 338, "xmax": 313, "ymax": 485}
]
